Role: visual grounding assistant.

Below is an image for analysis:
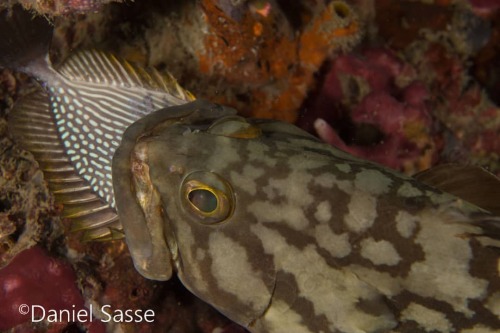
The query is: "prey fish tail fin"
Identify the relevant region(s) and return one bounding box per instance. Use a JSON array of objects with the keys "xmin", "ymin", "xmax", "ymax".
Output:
[
  {"xmin": 0, "ymin": 5, "xmax": 53, "ymax": 78},
  {"xmin": 3, "ymin": 5, "xmax": 195, "ymax": 242},
  {"xmin": 8, "ymin": 89, "xmax": 123, "ymax": 242}
]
